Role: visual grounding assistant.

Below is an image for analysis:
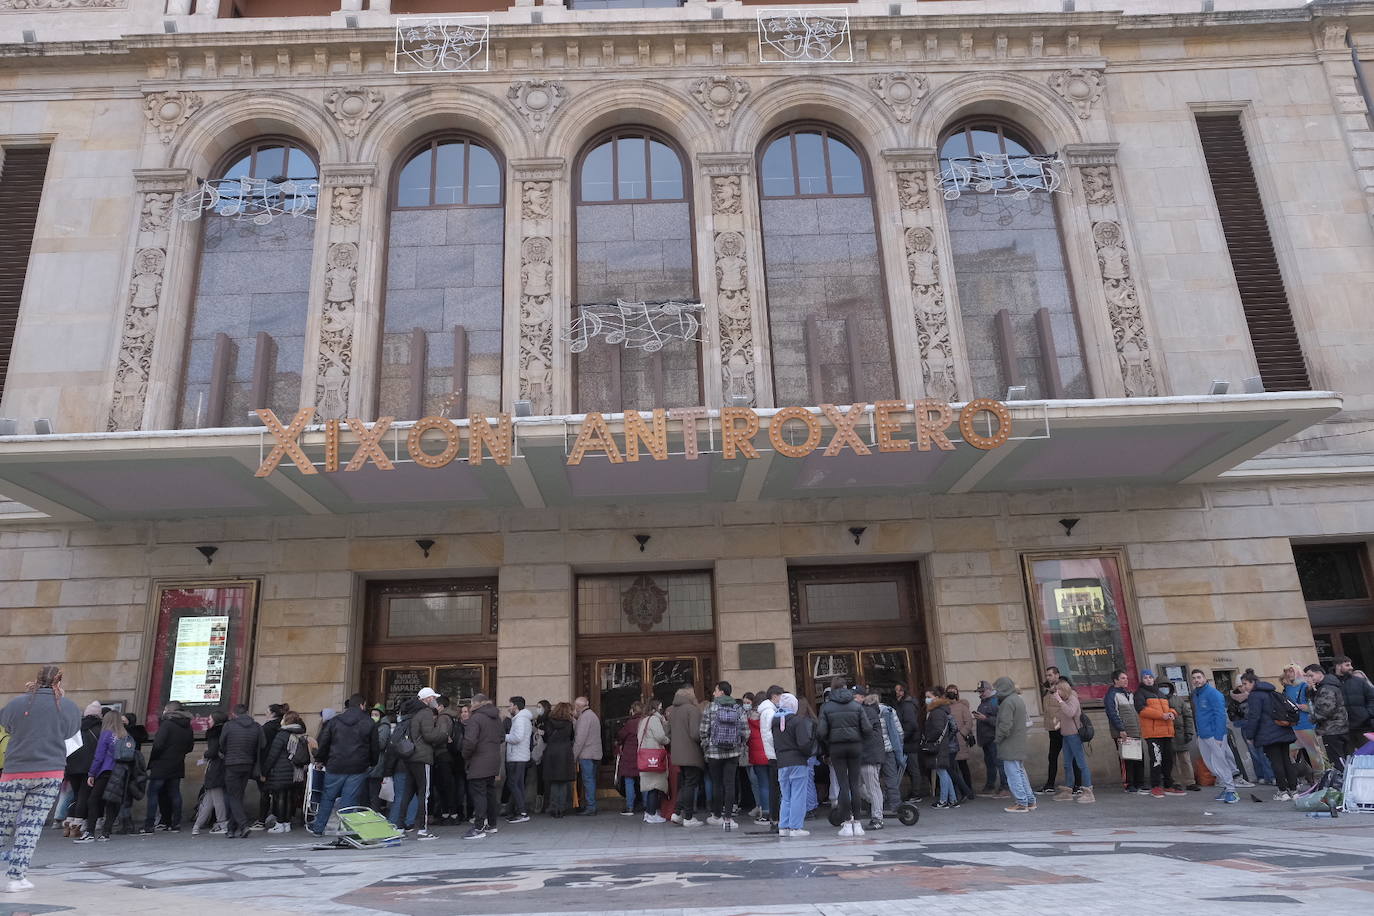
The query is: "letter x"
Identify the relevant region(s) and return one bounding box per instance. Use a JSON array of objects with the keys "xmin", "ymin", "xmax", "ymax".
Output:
[
  {"xmin": 821, "ymin": 403, "xmax": 872, "ymax": 456},
  {"xmin": 254, "ymin": 408, "xmax": 317, "ymax": 477},
  {"xmin": 345, "ymin": 417, "xmax": 396, "ymax": 471}
]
